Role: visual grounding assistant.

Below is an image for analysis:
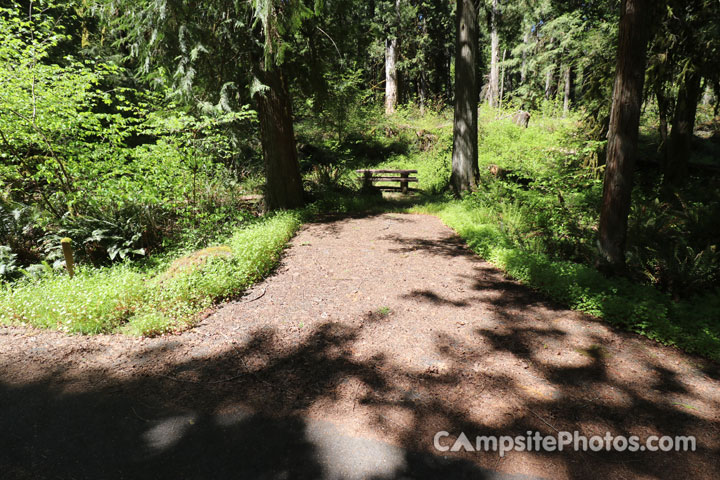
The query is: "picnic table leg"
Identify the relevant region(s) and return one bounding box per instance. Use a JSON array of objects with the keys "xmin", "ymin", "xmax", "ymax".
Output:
[
  {"xmin": 363, "ymin": 171, "xmax": 372, "ymax": 191},
  {"xmin": 400, "ymin": 172, "xmax": 409, "ymax": 194}
]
